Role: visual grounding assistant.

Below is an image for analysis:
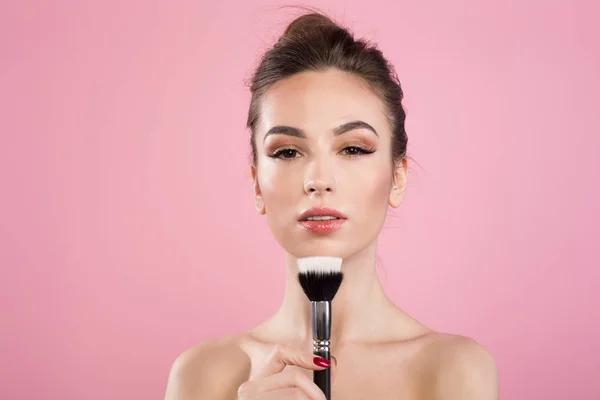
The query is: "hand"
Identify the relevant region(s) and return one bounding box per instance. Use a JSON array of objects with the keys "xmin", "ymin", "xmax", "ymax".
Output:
[{"xmin": 237, "ymin": 344, "xmax": 337, "ymax": 399}]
